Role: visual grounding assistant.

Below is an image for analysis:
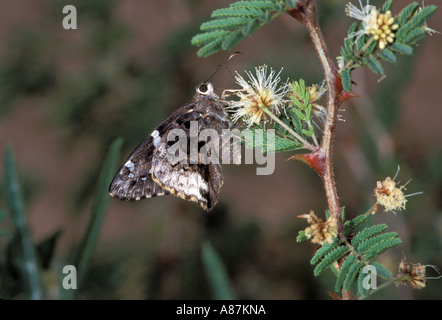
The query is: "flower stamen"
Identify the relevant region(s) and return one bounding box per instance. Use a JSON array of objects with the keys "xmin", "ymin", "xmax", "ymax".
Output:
[{"xmin": 225, "ymin": 65, "xmax": 289, "ymax": 127}]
